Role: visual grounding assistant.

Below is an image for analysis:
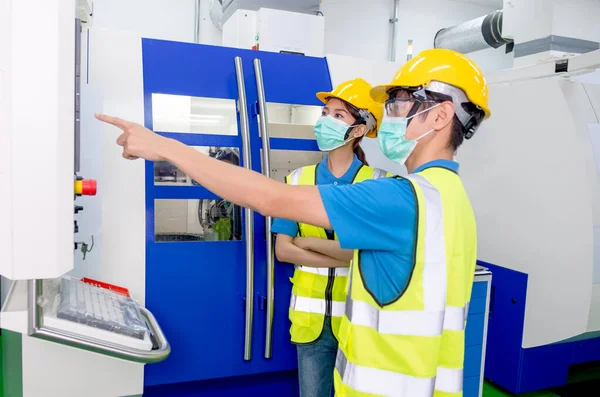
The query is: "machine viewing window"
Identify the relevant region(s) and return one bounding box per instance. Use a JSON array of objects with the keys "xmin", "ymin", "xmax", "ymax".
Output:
[
  {"xmin": 154, "ymin": 147, "xmax": 239, "ymax": 185},
  {"xmin": 154, "ymin": 199, "xmax": 243, "ymax": 243},
  {"xmin": 152, "ymin": 94, "xmax": 238, "ymax": 135},
  {"xmin": 266, "ymin": 102, "xmax": 322, "ymax": 139},
  {"xmin": 268, "ymin": 149, "xmax": 326, "ymax": 182}
]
